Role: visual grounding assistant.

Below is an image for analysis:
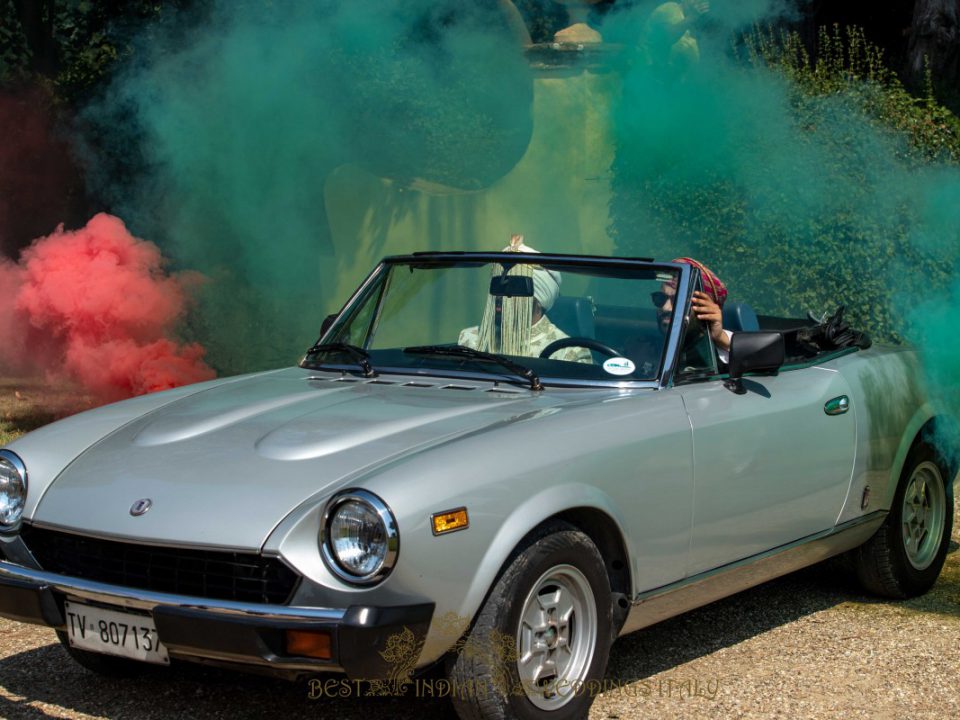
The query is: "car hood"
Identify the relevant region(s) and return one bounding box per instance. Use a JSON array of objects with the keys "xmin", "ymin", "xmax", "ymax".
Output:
[{"xmin": 32, "ymin": 369, "xmax": 558, "ymax": 549}]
